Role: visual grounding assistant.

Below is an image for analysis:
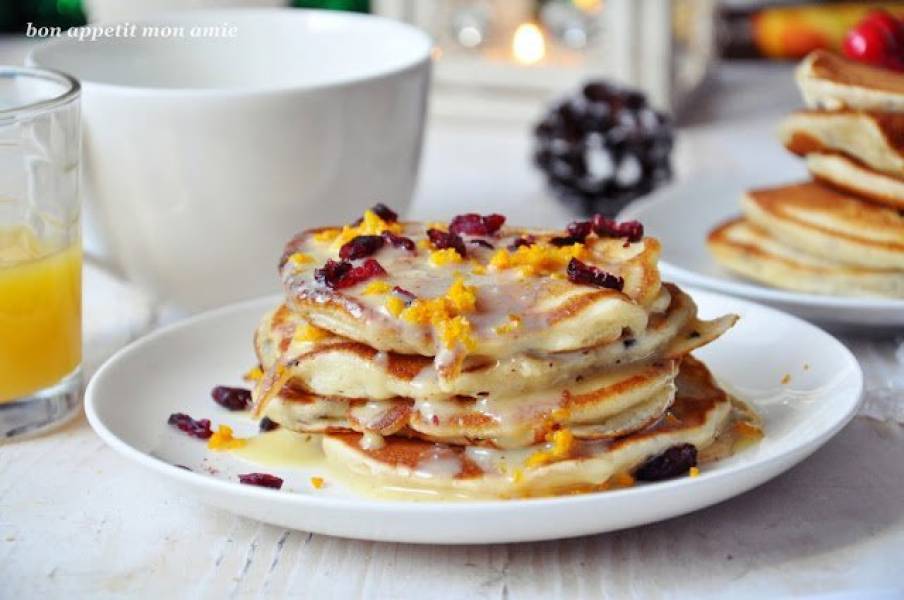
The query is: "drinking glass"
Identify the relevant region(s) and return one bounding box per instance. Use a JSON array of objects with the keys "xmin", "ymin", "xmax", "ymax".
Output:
[{"xmin": 0, "ymin": 66, "xmax": 81, "ymax": 440}]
